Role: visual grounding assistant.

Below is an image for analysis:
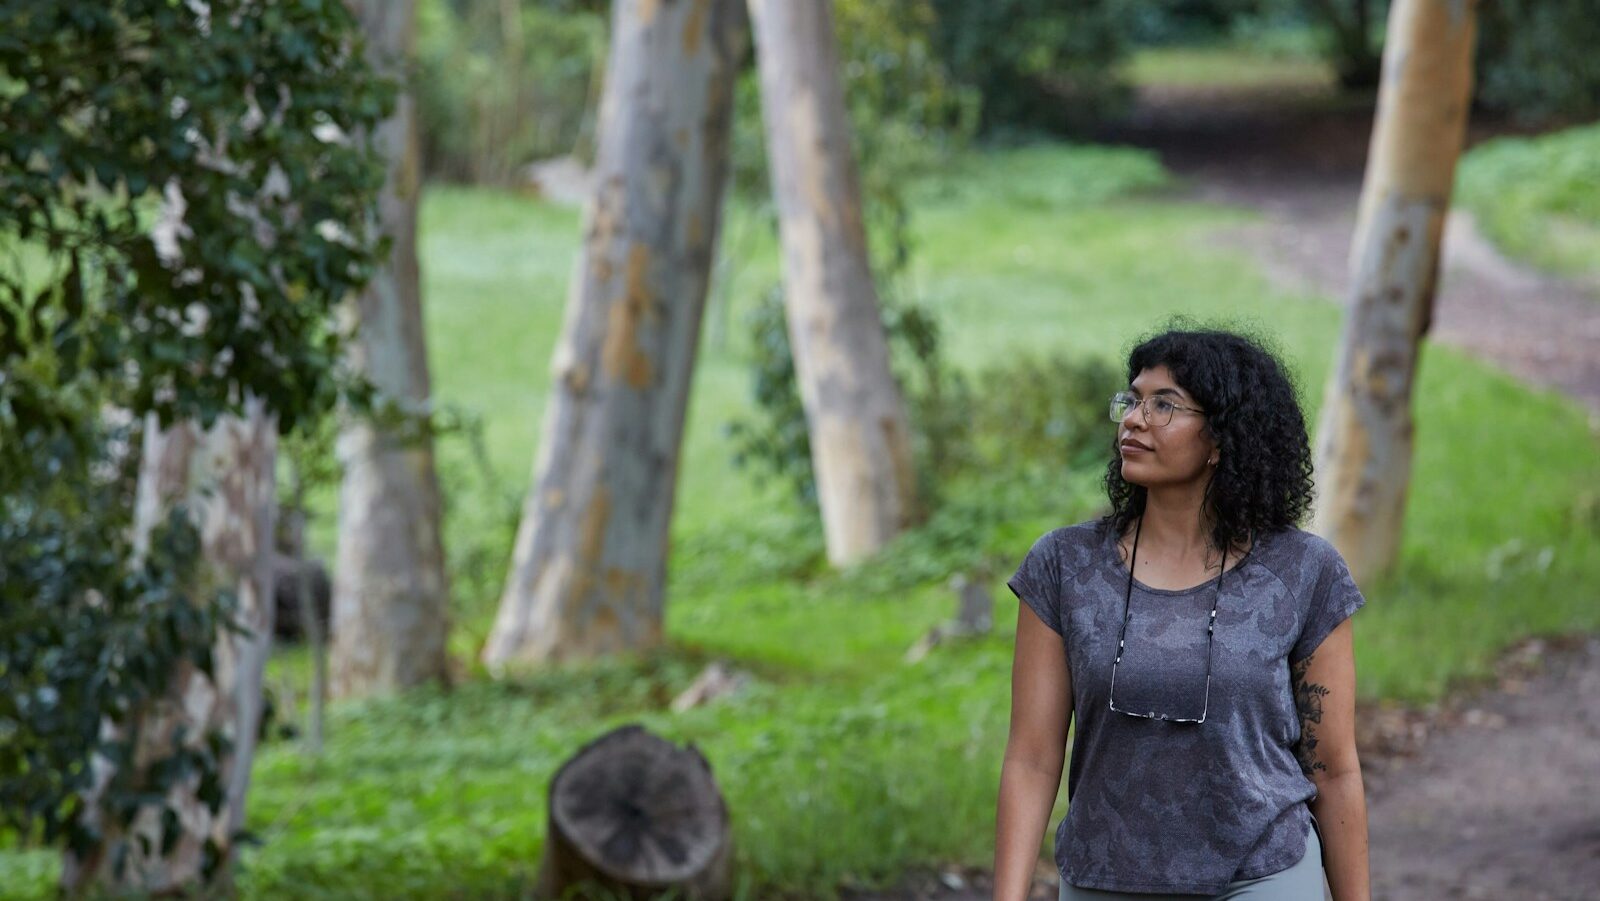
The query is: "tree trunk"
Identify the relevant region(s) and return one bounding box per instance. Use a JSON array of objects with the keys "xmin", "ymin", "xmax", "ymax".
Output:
[
  {"xmin": 1312, "ymin": 0, "xmax": 1477, "ymax": 582},
  {"xmin": 747, "ymin": 0, "xmax": 921, "ymax": 567},
  {"xmin": 289, "ymin": 462, "xmax": 327, "ymax": 755},
  {"xmin": 63, "ymin": 397, "xmax": 278, "ymax": 892},
  {"xmin": 481, "ymin": 0, "xmax": 746, "ymax": 670},
  {"xmin": 332, "ymin": 0, "xmax": 452, "ymax": 697}
]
